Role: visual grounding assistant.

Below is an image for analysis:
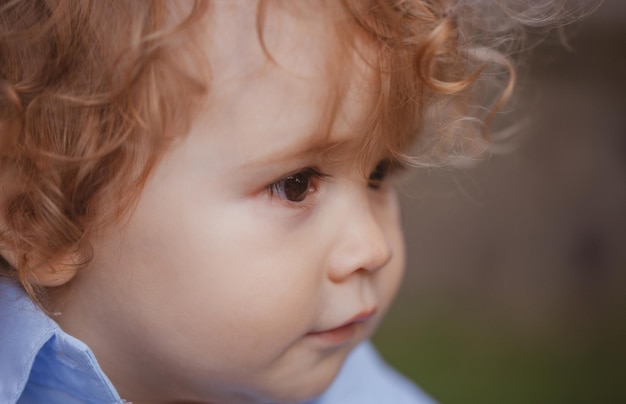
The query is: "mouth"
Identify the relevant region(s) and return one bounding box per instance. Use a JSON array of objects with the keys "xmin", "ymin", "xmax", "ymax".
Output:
[{"xmin": 306, "ymin": 307, "xmax": 378, "ymax": 346}]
